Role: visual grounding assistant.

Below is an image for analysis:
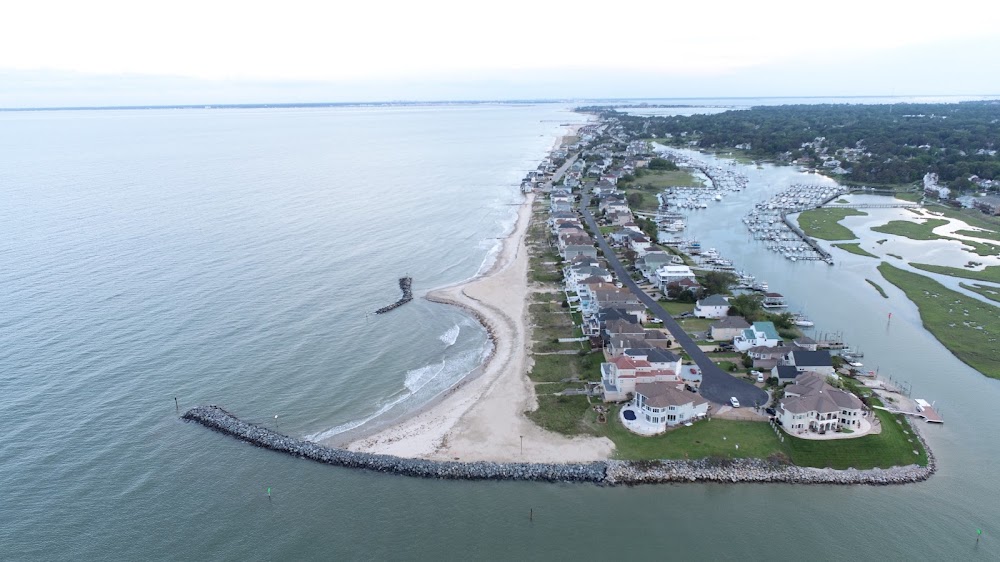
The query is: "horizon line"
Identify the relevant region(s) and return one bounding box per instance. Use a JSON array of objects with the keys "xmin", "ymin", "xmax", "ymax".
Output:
[{"xmin": 2, "ymin": 93, "xmax": 997, "ymax": 112}]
